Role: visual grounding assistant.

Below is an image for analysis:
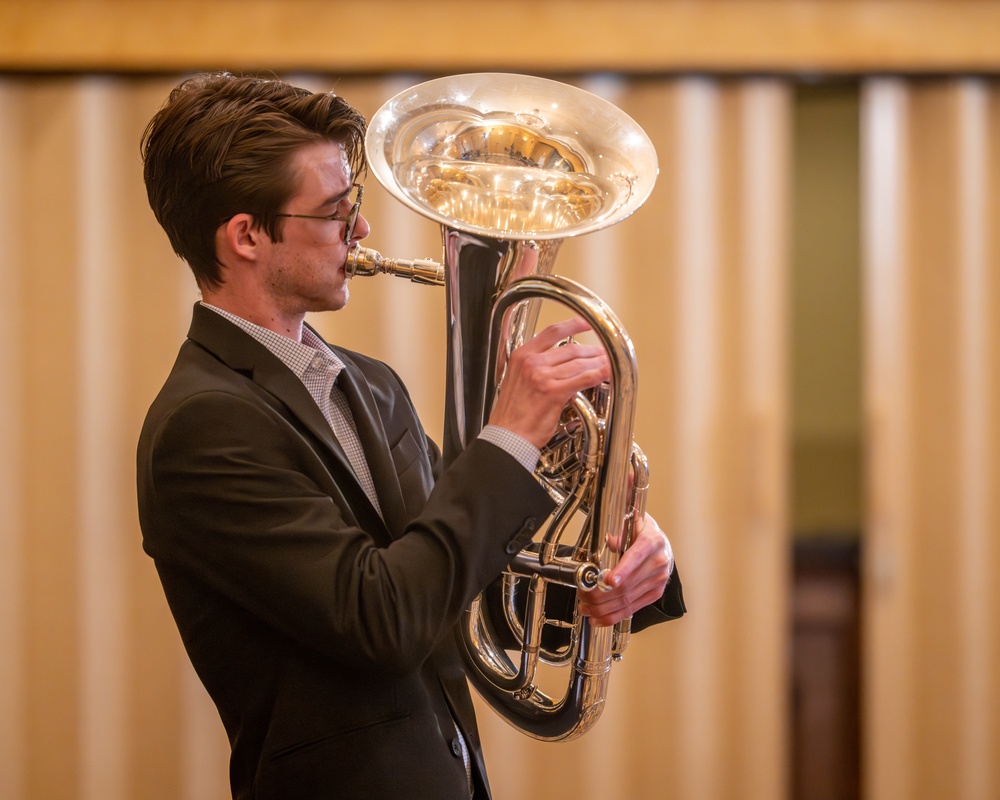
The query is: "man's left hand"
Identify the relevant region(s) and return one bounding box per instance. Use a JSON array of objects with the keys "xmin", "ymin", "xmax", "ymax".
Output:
[{"xmin": 576, "ymin": 513, "xmax": 674, "ymax": 627}]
